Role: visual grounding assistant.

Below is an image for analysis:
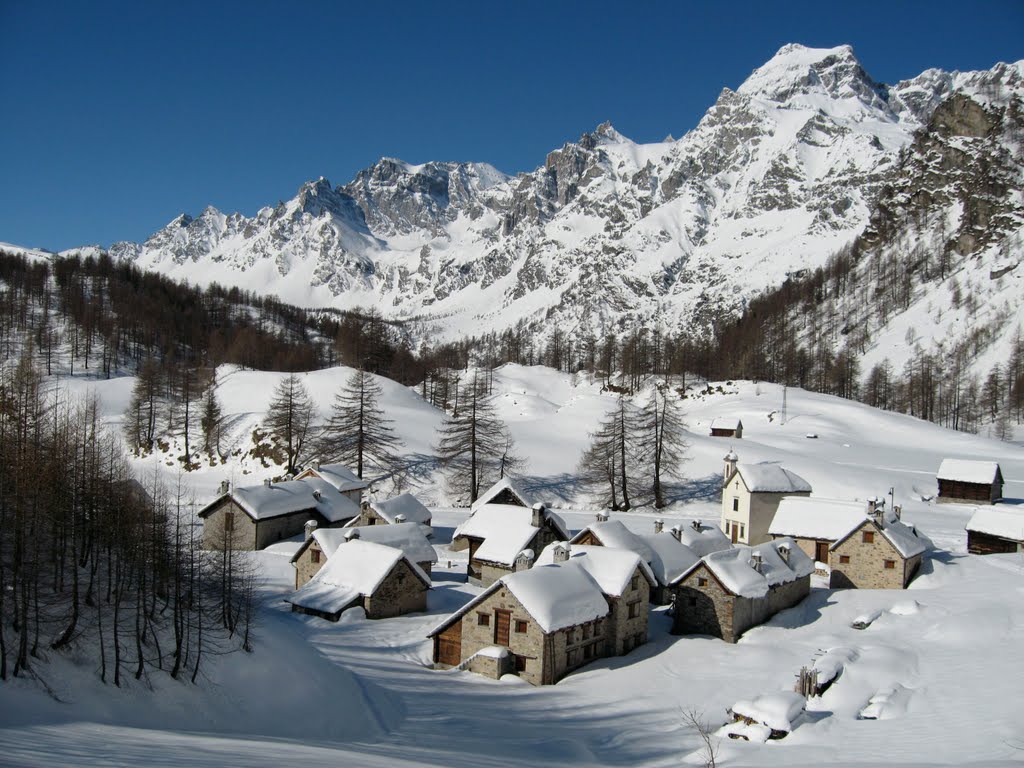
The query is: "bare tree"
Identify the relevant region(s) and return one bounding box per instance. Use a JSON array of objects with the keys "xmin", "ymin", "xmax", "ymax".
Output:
[
  {"xmin": 681, "ymin": 708, "xmax": 719, "ymax": 768},
  {"xmin": 319, "ymin": 368, "xmax": 401, "ymax": 479},
  {"xmin": 265, "ymin": 373, "xmax": 315, "ymax": 475},
  {"xmin": 638, "ymin": 384, "xmax": 690, "ymax": 508}
]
